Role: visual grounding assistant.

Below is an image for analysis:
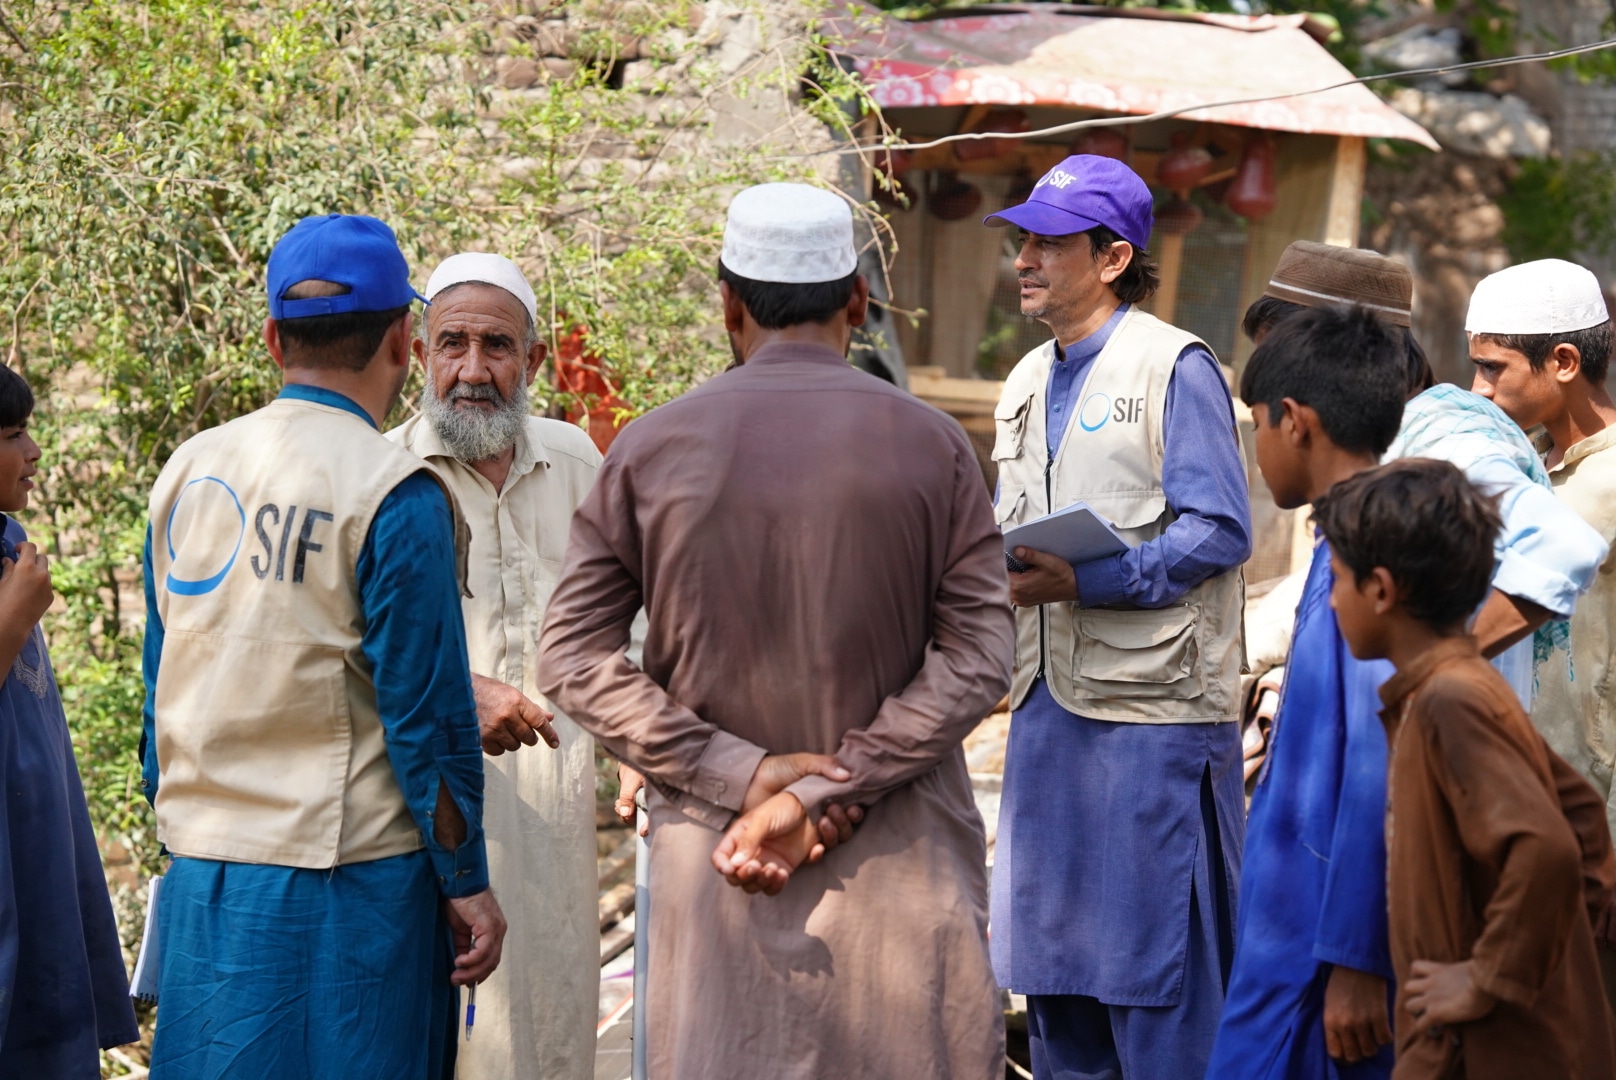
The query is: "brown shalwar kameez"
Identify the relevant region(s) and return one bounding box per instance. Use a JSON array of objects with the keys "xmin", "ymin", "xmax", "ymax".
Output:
[
  {"xmin": 536, "ymin": 343, "xmax": 1014, "ymax": 1080},
  {"xmin": 1379, "ymin": 636, "xmax": 1616, "ymax": 1080}
]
